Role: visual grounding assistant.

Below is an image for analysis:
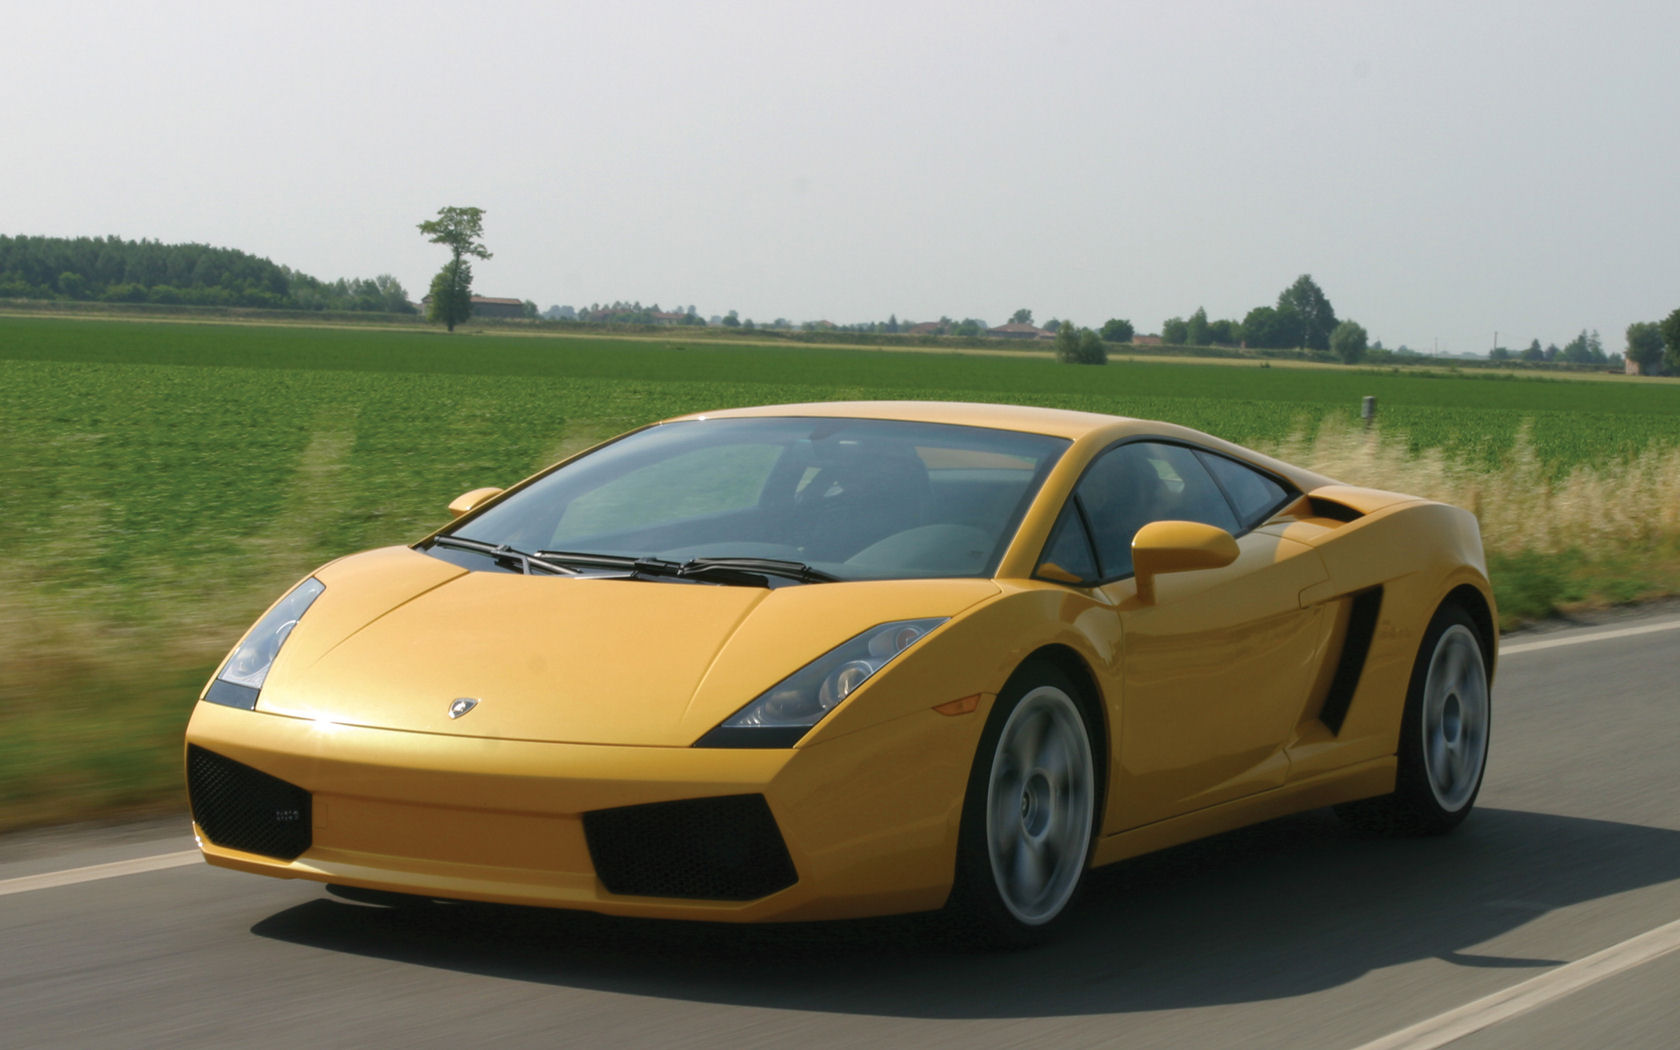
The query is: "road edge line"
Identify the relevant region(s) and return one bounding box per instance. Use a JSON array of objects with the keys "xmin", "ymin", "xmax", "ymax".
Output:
[
  {"xmin": 1349, "ymin": 915, "xmax": 1680, "ymax": 1050},
  {"xmin": 1501, "ymin": 617, "xmax": 1680, "ymax": 657},
  {"xmin": 0, "ymin": 849, "xmax": 201, "ymax": 897}
]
